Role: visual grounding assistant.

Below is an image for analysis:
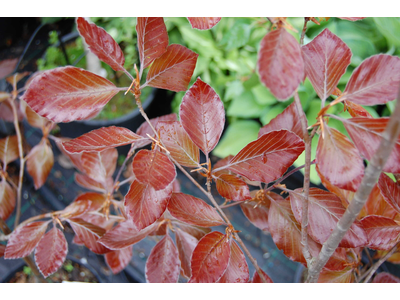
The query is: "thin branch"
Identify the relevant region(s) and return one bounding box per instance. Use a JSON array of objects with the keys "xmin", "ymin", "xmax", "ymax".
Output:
[
  {"xmin": 300, "ymin": 17, "xmax": 310, "ymax": 46},
  {"xmin": 307, "ymin": 85, "xmax": 400, "ymax": 283}
]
